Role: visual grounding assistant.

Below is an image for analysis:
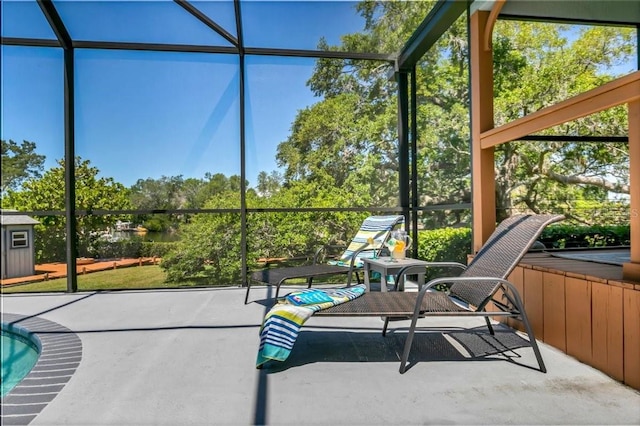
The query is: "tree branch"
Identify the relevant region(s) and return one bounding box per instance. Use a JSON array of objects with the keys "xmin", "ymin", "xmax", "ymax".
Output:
[{"xmin": 544, "ymin": 170, "xmax": 629, "ymax": 193}]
